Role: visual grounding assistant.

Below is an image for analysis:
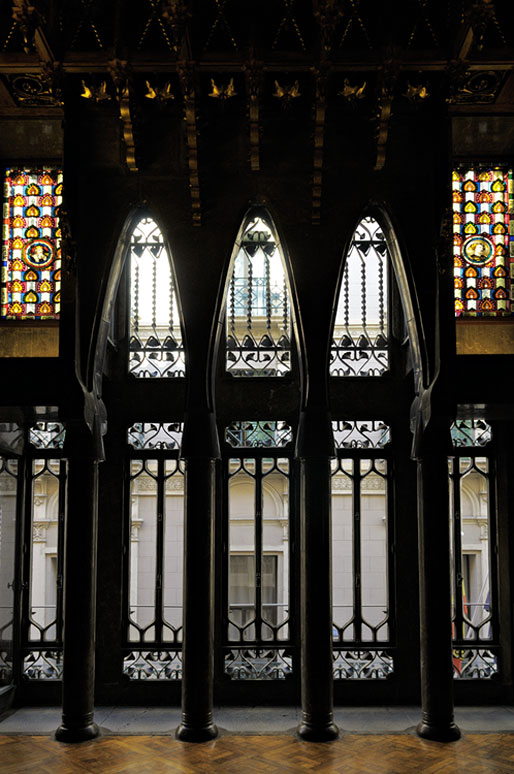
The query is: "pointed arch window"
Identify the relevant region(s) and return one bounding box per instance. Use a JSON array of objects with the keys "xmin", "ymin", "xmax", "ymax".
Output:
[
  {"xmin": 226, "ymin": 211, "xmax": 292, "ymax": 377},
  {"xmin": 330, "ymin": 217, "xmax": 389, "ymax": 377},
  {"xmin": 128, "ymin": 217, "xmax": 185, "ymax": 378}
]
